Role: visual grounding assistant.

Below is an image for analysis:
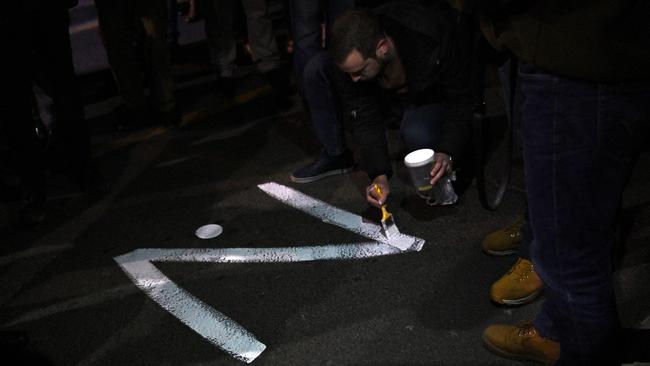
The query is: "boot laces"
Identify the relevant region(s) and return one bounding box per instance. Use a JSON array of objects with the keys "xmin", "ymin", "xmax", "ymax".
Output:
[
  {"xmin": 508, "ymin": 259, "xmax": 533, "ymax": 280},
  {"xmin": 504, "ymin": 220, "xmax": 523, "ymax": 237},
  {"xmin": 517, "ymin": 323, "xmax": 537, "ymax": 337}
]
